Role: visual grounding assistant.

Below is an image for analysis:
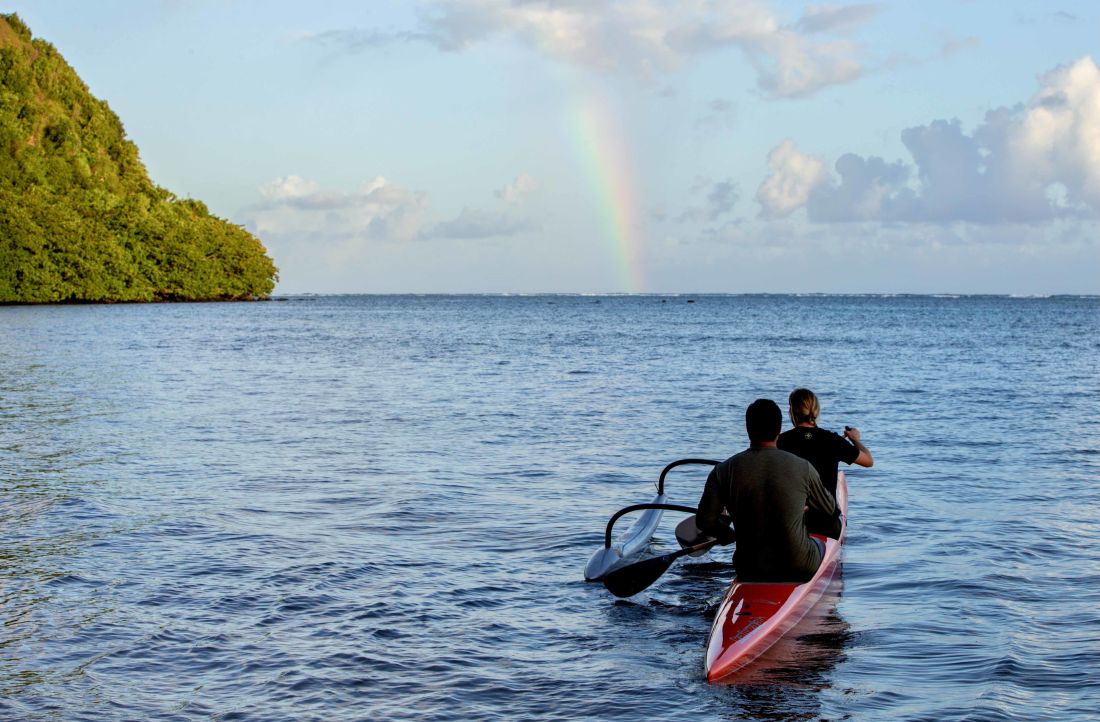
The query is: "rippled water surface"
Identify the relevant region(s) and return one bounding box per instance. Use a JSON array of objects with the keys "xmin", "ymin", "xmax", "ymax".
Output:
[{"xmin": 2, "ymin": 295, "xmax": 1098, "ymax": 721}]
